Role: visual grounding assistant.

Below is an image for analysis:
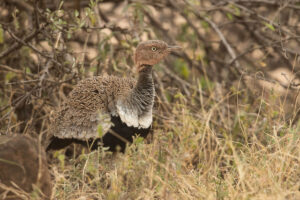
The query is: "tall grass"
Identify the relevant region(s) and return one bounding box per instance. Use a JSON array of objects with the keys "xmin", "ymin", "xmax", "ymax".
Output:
[{"xmin": 51, "ymin": 86, "xmax": 300, "ymax": 200}]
